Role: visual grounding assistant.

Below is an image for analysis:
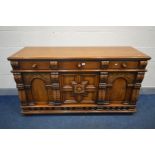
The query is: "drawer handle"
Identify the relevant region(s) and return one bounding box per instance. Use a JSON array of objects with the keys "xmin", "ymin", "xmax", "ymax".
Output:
[
  {"xmin": 32, "ymin": 64, "xmax": 38, "ymax": 69},
  {"xmin": 121, "ymin": 63, "xmax": 127, "ymax": 68},
  {"xmin": 77, "ymin": 62, "xmax": 86, "ymax": 68}
]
